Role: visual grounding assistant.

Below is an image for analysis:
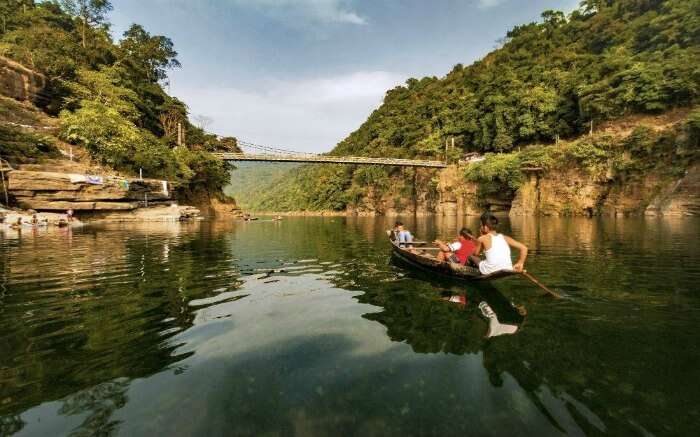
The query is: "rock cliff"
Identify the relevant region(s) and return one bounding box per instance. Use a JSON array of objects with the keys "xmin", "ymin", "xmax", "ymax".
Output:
[
  {"xmin": 8, "ymin": 170, "xmax": 171, "ymax": 212},
  {"xmin": 435, "ymin": 166, "xmax": 481, "ymax": 216},
  {"xmin": 0, "ymin": 55, "xmax": 47, "ymax": 105},
  {"xmin": 346, "ymin": 169, "xmax": 439, "ymax": 216},
  {"xmin": 509, "ymin": 169, "xmax": 609, "ymax": 217},
  {"xmin": 508, "ymin": 165, "xmax": 700, "ymax": 217},
  {"xmin": 644, "ymin": 164, "xmax": 700, "ymax": 217}
]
